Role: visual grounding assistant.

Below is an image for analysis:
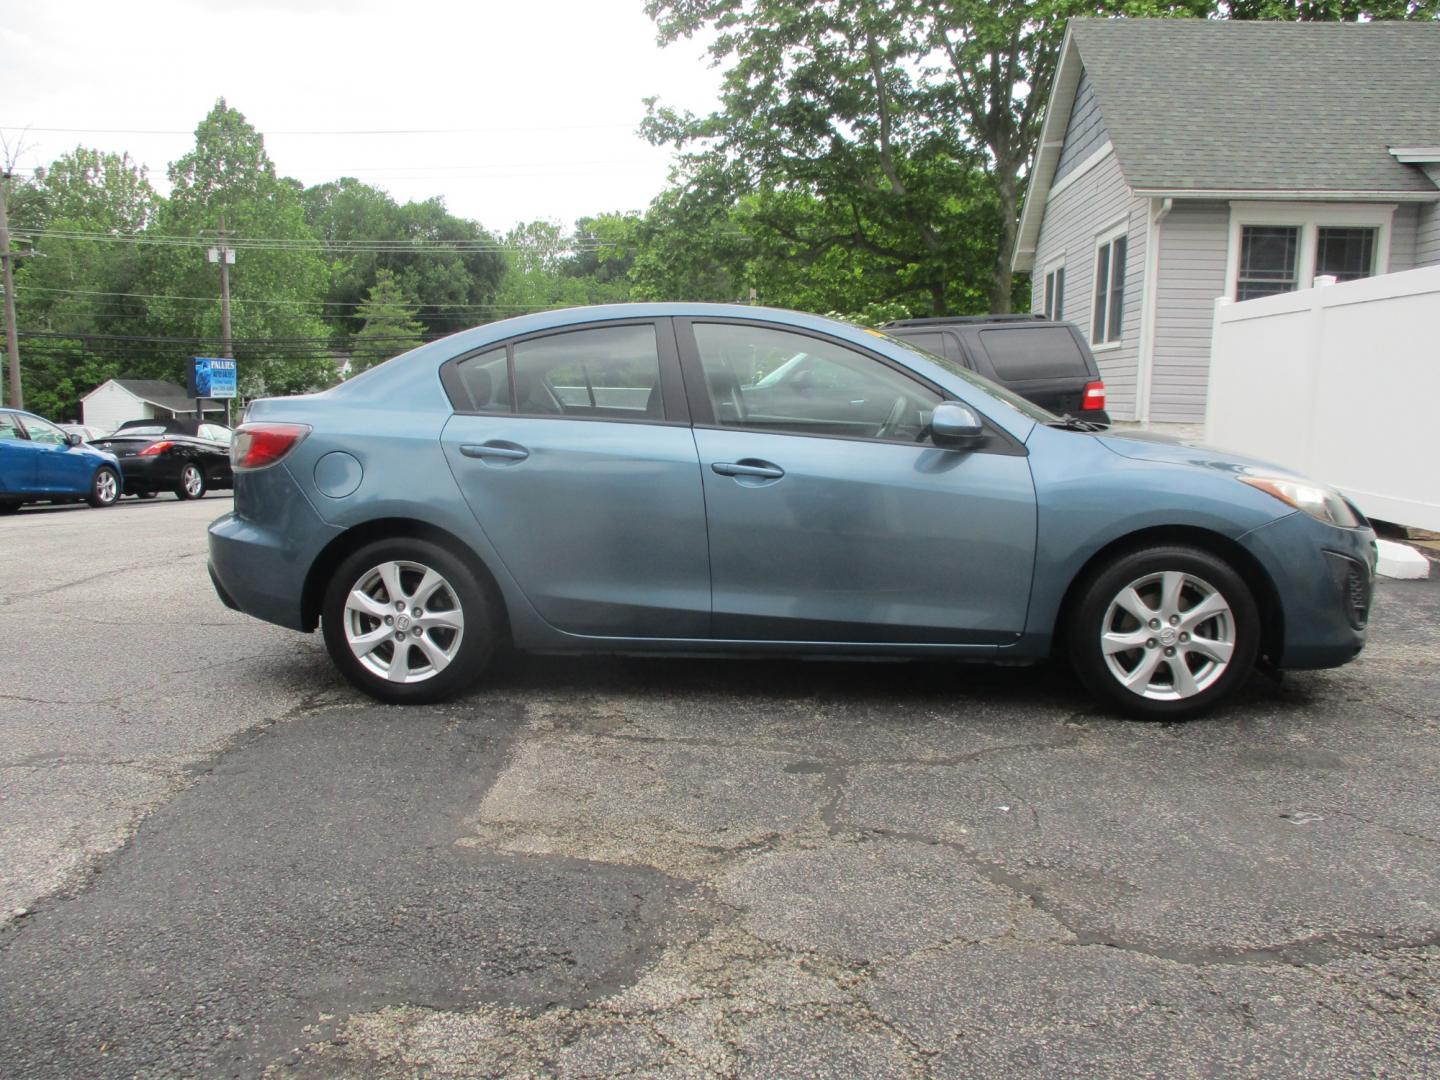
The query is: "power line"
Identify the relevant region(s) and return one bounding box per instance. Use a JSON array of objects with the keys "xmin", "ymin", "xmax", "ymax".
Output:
[
  {"xmin": 11, "ymin": 227, "xmax": 613, "ymax": 254},
  {"xmin": 5, "ymin": 123, "xmax": 637, "ymax": 136},
  {"xmin": 14, "ymin": 285, "xmax": 535, "ymax": 312}
]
